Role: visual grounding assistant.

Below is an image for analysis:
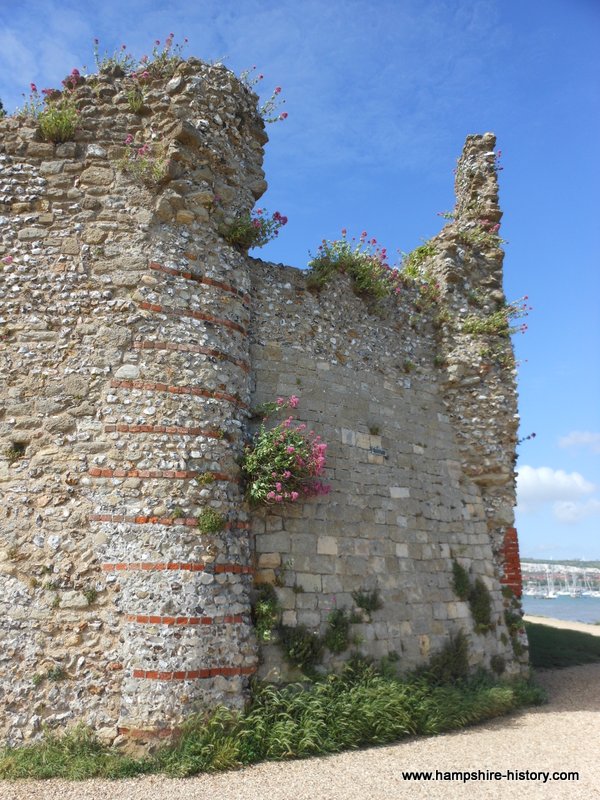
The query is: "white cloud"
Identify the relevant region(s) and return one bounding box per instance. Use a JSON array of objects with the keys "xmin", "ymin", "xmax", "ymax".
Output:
[
  {"xmin": 553, "ymin": 498, "xmax": 600, "ymax": 524},
  {"xmin": 558, "ymin": 431, "xmax": 600, "ymax": 454},
  {"xmin": 516, "ymin": 465, "xmax": 595, "ymax": 512}
]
